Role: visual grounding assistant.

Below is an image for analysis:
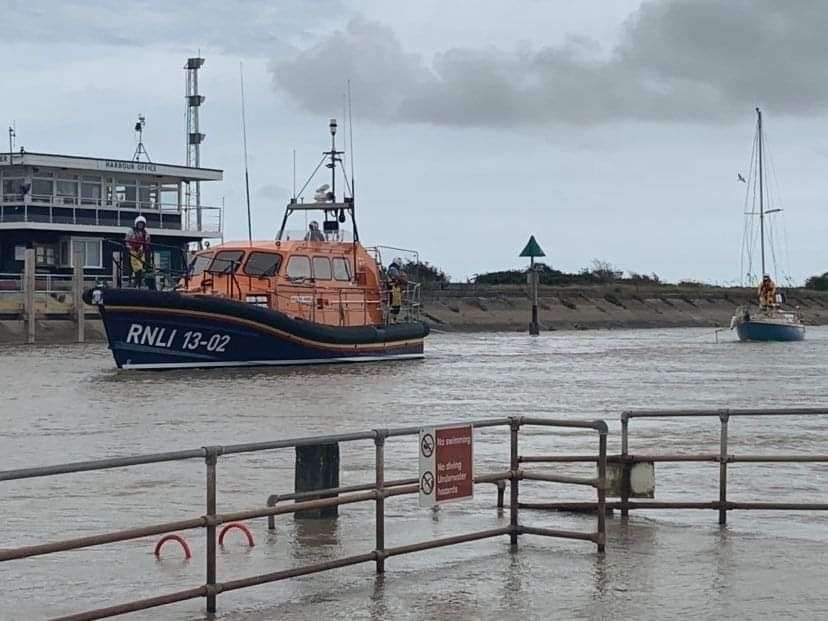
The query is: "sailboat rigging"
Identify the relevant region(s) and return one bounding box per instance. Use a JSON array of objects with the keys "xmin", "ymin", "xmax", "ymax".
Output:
[{"xmin": 730, "ymin": 108, "xmax": 805, "ymax": 342}]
